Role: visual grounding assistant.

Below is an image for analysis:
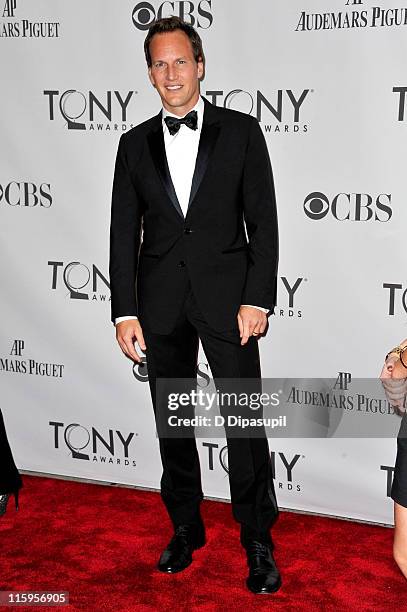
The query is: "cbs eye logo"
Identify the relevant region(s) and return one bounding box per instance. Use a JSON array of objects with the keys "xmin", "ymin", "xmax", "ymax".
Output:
[
  {"xmin": 132, "ymin": 2, "xmax": 155, "ymax": 30},
  {"xmin": 303, "ymin": 191, "xmax": 392, "ymax": 222},
  {"xmin": 132, "ymin": 358, "xmax": 149, "ymax": 382},
  {"xmin": 303, "ymin": 192, "xmax": 329, "ymax": 220}
]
